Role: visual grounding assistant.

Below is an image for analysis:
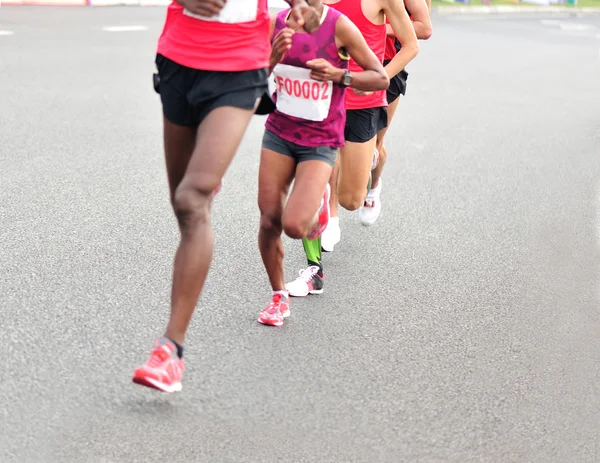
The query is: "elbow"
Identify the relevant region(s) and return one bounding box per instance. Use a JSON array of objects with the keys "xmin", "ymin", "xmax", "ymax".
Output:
[
  {"xmin": 379, "ymin": 73, "xmax": 390, "ymax": 91},
  {"xmin": 411, "ymin": 42, "xmax": 420, "ymax": 60},
  {"xmin": 418, "ymin": 26, "xmax": 432, "ymax": 40}
]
